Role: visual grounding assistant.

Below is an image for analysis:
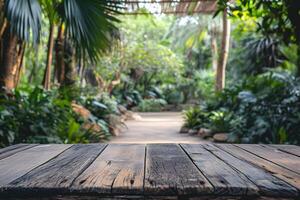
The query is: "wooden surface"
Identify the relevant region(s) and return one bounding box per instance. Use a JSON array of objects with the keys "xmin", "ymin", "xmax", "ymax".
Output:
[{"xmin": 0, "ymin": 143, "xmax": 299, "ymax": 199}]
